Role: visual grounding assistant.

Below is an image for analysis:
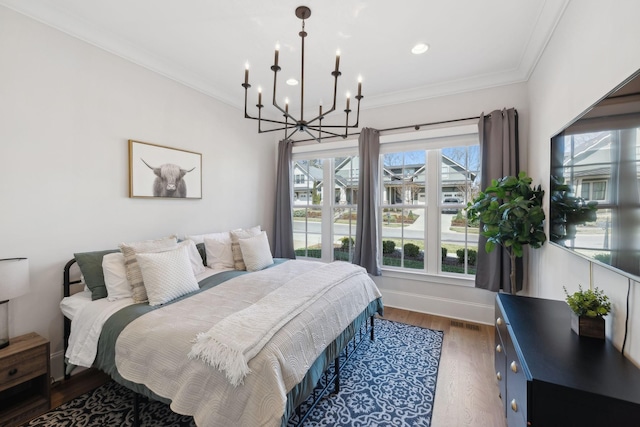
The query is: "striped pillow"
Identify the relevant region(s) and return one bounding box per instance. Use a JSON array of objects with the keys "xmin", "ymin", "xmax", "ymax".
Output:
[
  {"xmin": 136, "ymin": 244, "xmax": 199, "ymax": 306},
  {"xmin": 229, "ymin": 226, "xmax": 261, "ymax": 270},
  {"xmin": 119, "ymin": 235, "xmax": 178, "ymax": 303}
]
